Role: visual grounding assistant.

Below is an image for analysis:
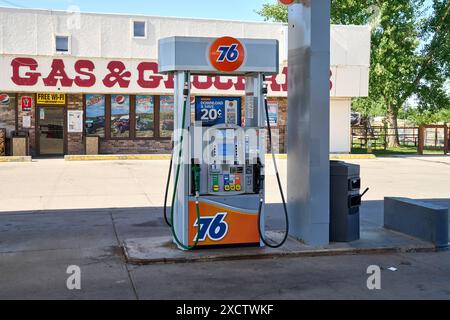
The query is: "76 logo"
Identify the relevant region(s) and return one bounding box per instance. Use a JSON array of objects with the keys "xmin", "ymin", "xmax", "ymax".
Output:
[
  {"xmin": 216, "ymin": 44, "xmax": 240, "ymax": 63},
  {"xmin": 194, "ymin": 213, "xmax": 229, "ymax": 242}
]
